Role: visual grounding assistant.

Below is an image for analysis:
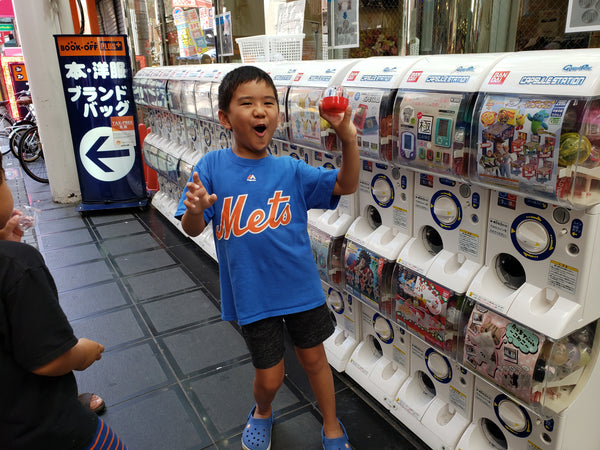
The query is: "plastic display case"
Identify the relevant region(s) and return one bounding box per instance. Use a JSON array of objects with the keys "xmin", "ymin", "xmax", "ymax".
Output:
[
  {"xmin": 340, "ymin": 56, "xmax": 423, "ymax": 162},
  {"xmin": 286, "ymin": 60, "xmax": 359, "ymax": 151},
  {"xmin": 469, "ymin": 49, "xmax": 600, "ymax": 208},
  {"xmin": 393, "ymin": 53, "xmax": 507, "ymax": 180},
  {"xmin": 391, "ymin": 264, "xmax": 463, "ymax": 355},
  {"xmin": 308, "ymin": 226, "xmax": 345, "ymax": 289},
  {"xmin": 343, "ymin": 238, "xmax": 396, "ymax": 315},
  {"xmin": 180, "ymin": 66, "xmax": 203, "ymax": 118},
  {"xmin": 459, "ymin": 299, "xmax": 598, "ymax": 417}
]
